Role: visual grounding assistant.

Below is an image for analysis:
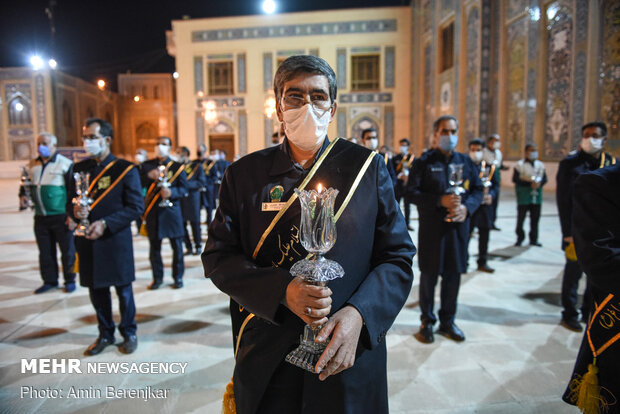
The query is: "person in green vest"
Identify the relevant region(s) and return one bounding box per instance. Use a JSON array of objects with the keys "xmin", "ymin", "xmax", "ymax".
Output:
[
  {"xmin": 20, "ymin": 132, "xmax": 76, "ymax": 294},
  {"xmin": 512, "ymin": 143, "xmax": 547, "ymax": 246}
]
